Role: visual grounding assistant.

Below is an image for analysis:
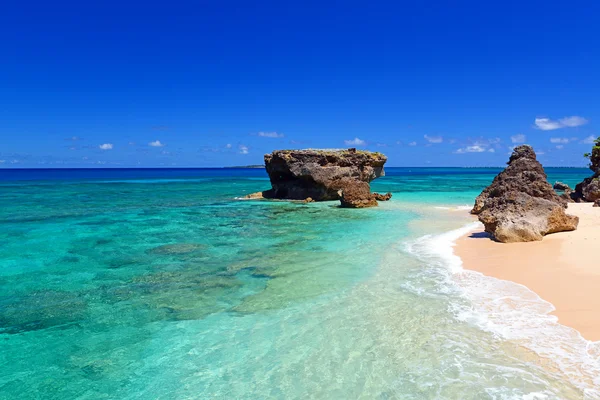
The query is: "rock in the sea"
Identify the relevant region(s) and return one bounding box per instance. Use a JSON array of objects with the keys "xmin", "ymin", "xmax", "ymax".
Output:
[
  {"xmin": 260, "ymin": 148, "xmax": 388, "ymax": 207},
  {"xmin": 553, "ymin": 181, "xmax": 572, "ymax": 191},
  {"xmin": 339, "ymin": 180, "xmax": 378, "ymax": 208},
  {"xmin": 554, "ymin": 182, "xmax": 575, "ymax": 203},
  {"xmin": 373, "ymin": 192, "xmax": 392, "ymax": 201},
  {"xmin": 473, "ymin": 145, "xmax": 578, "ymax": 243},
  {"xmin": 243, "ymin": 191, "xmax": 265, "ymax": 199}
]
